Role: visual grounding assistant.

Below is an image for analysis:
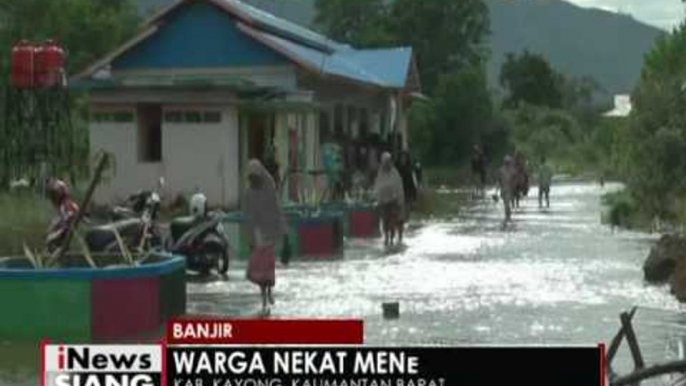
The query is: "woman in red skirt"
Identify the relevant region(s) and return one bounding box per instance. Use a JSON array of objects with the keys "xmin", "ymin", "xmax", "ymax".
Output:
[{"xmin": 243, "ymin": 159, "xmax": 287, "ymax": 315}]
